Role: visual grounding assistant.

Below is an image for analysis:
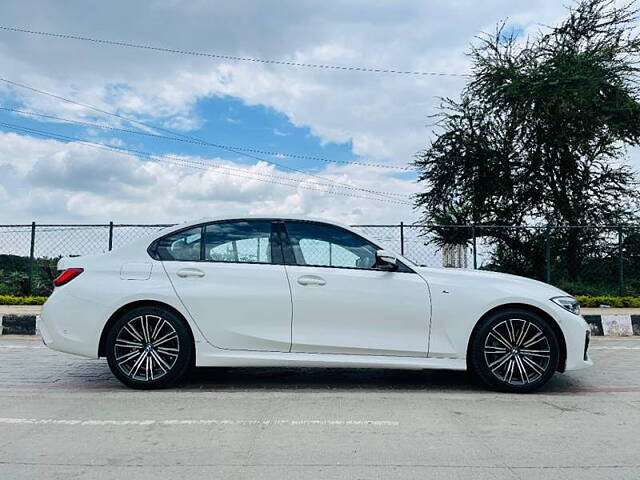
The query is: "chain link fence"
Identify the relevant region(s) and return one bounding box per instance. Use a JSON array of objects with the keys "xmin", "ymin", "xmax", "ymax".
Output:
[
  {"xmin": 0, "ymin": 222, "xmax": 637, "ymax": 297},
  {"xmin": 0, "ymin": 223, "xmax": 172, "ymax": 297}
]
